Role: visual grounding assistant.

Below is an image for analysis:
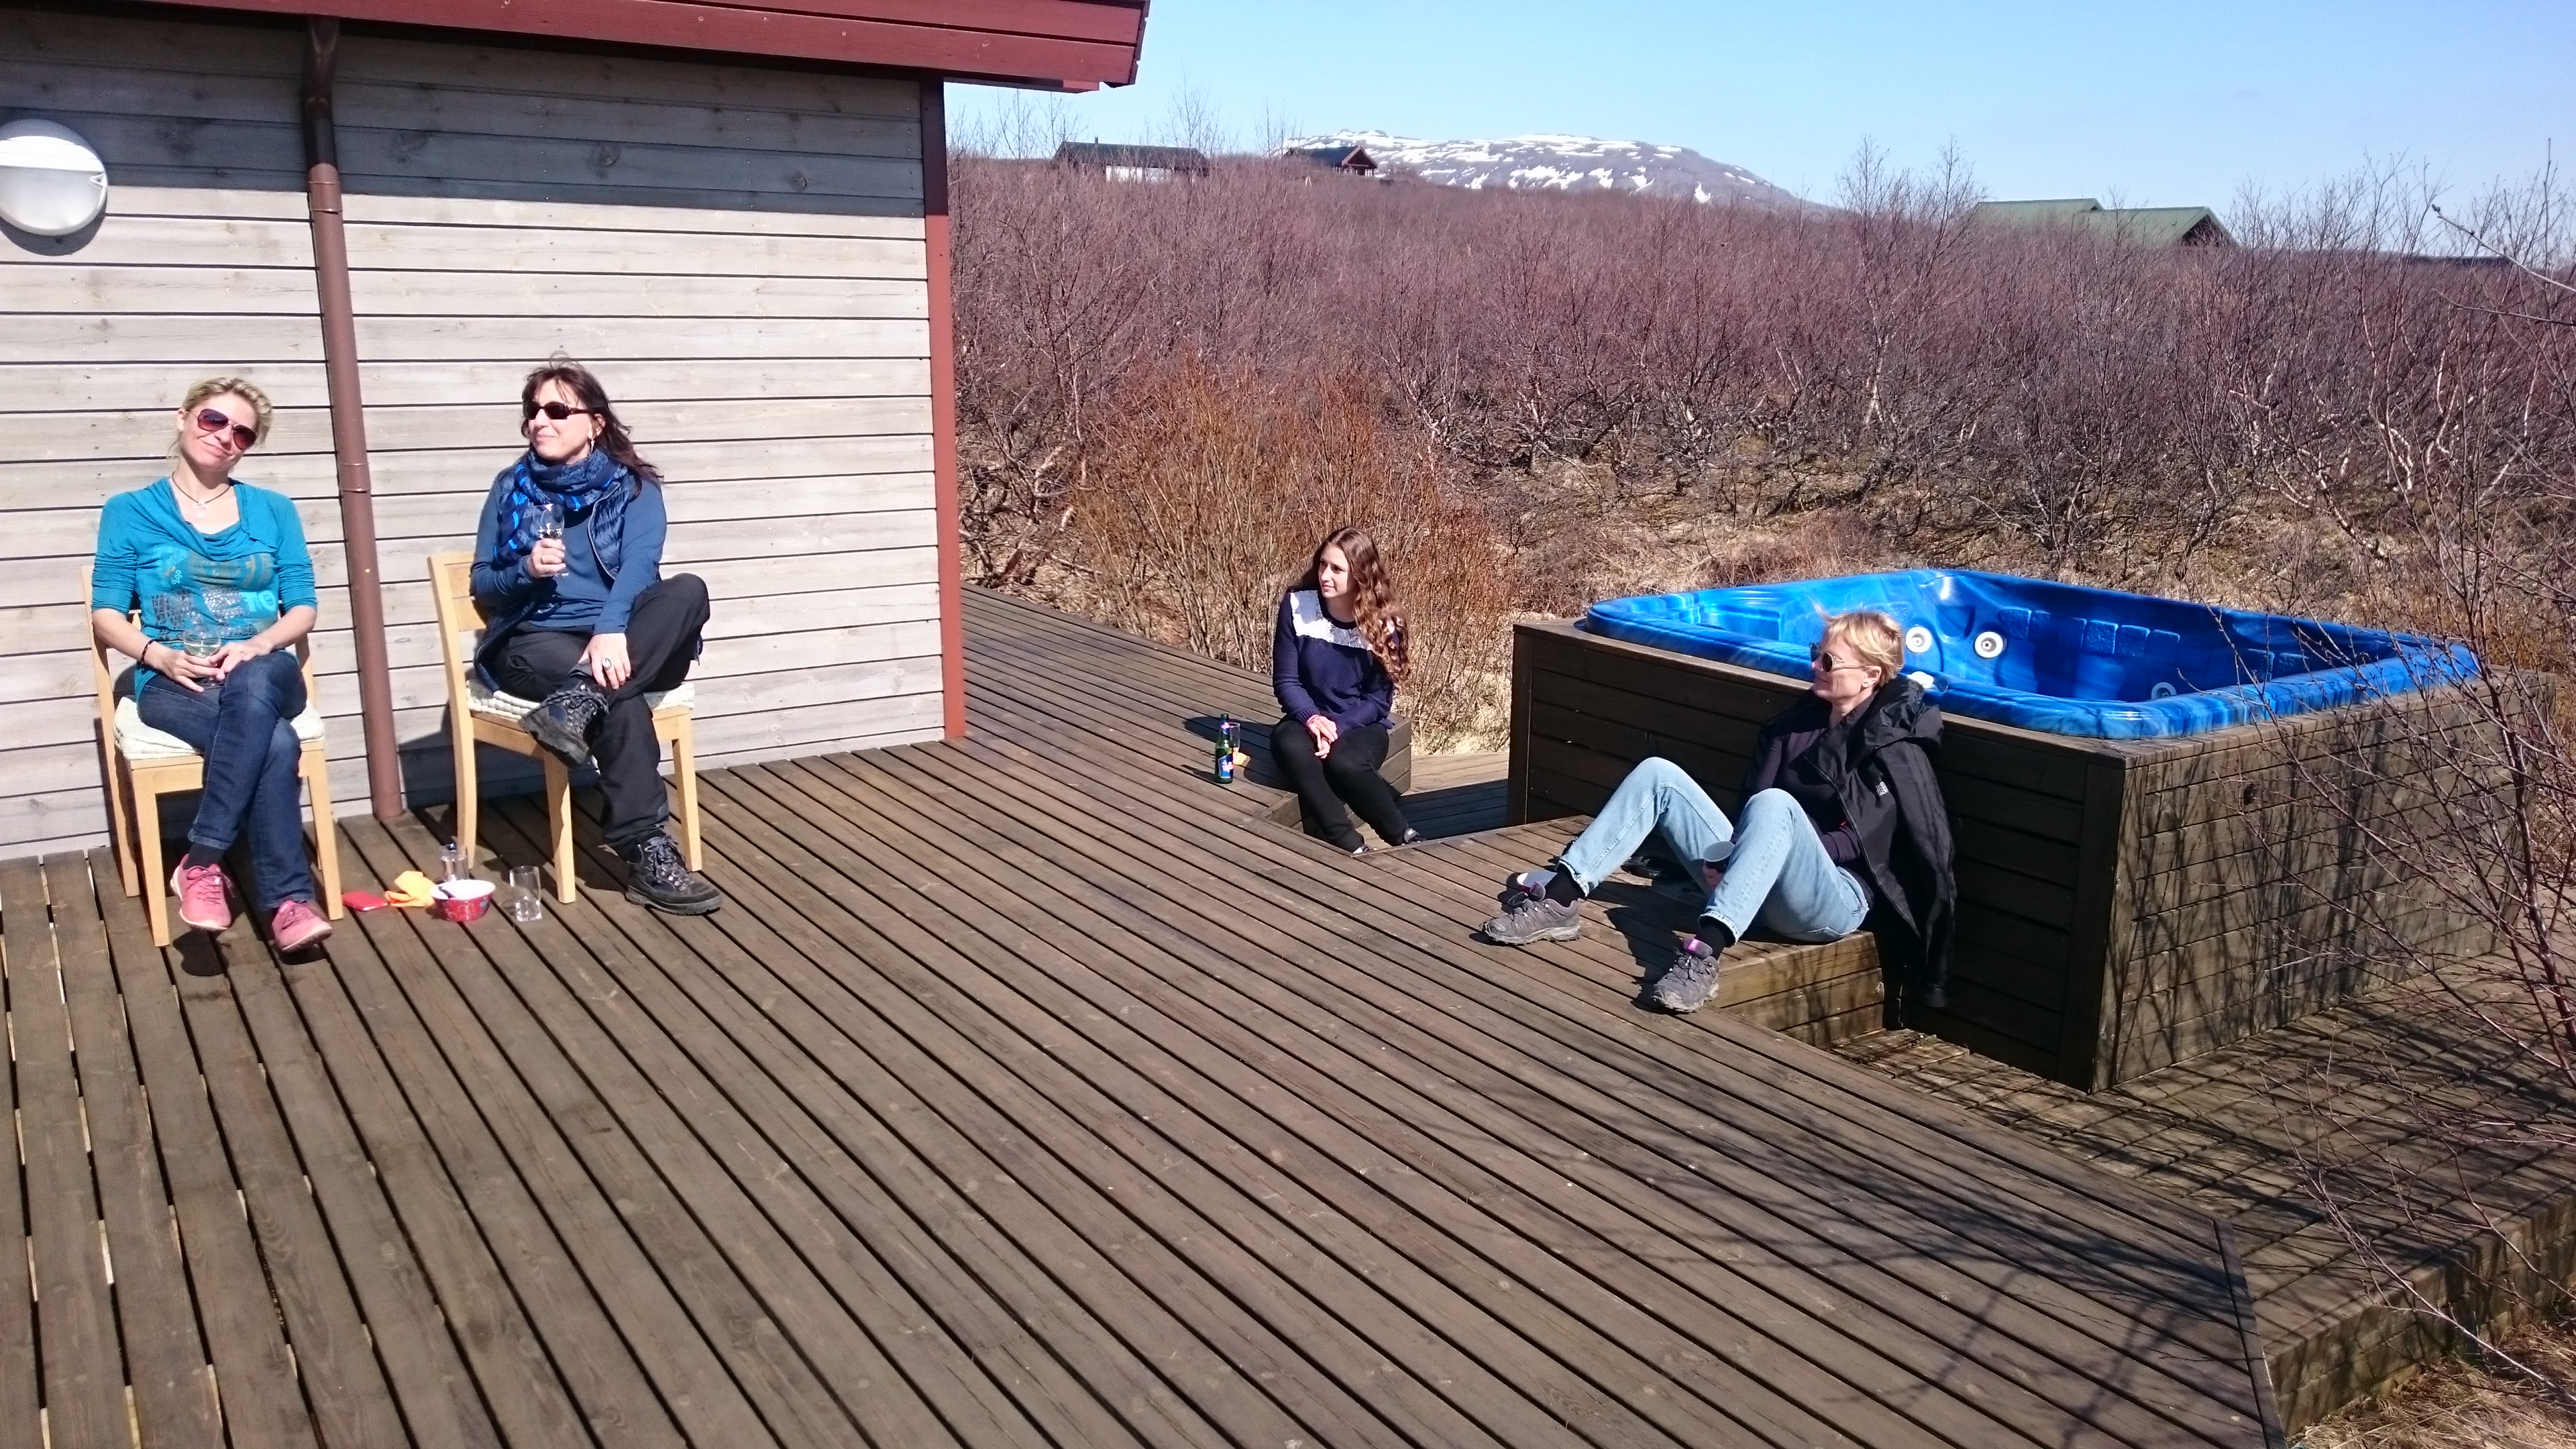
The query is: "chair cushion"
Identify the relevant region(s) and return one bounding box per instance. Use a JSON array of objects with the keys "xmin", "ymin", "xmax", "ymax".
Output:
[
  {"xmin": 467, "ymin": 676, "xmax": 694, "ymax": 723},
  {"xmin": 115, "ymin": 695, "xmax": 325, "ymax": 761}
]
